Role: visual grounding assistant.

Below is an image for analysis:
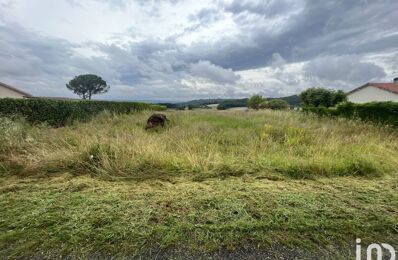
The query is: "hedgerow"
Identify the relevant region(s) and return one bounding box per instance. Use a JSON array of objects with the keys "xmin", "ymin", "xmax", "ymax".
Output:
[
  {"xmin": 303, "ymin": 102, "xmax": 398, "ymax": 127},
  {"xmin": 0, "ymin": 98, "xmax": 165, "ymax": 127}
]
